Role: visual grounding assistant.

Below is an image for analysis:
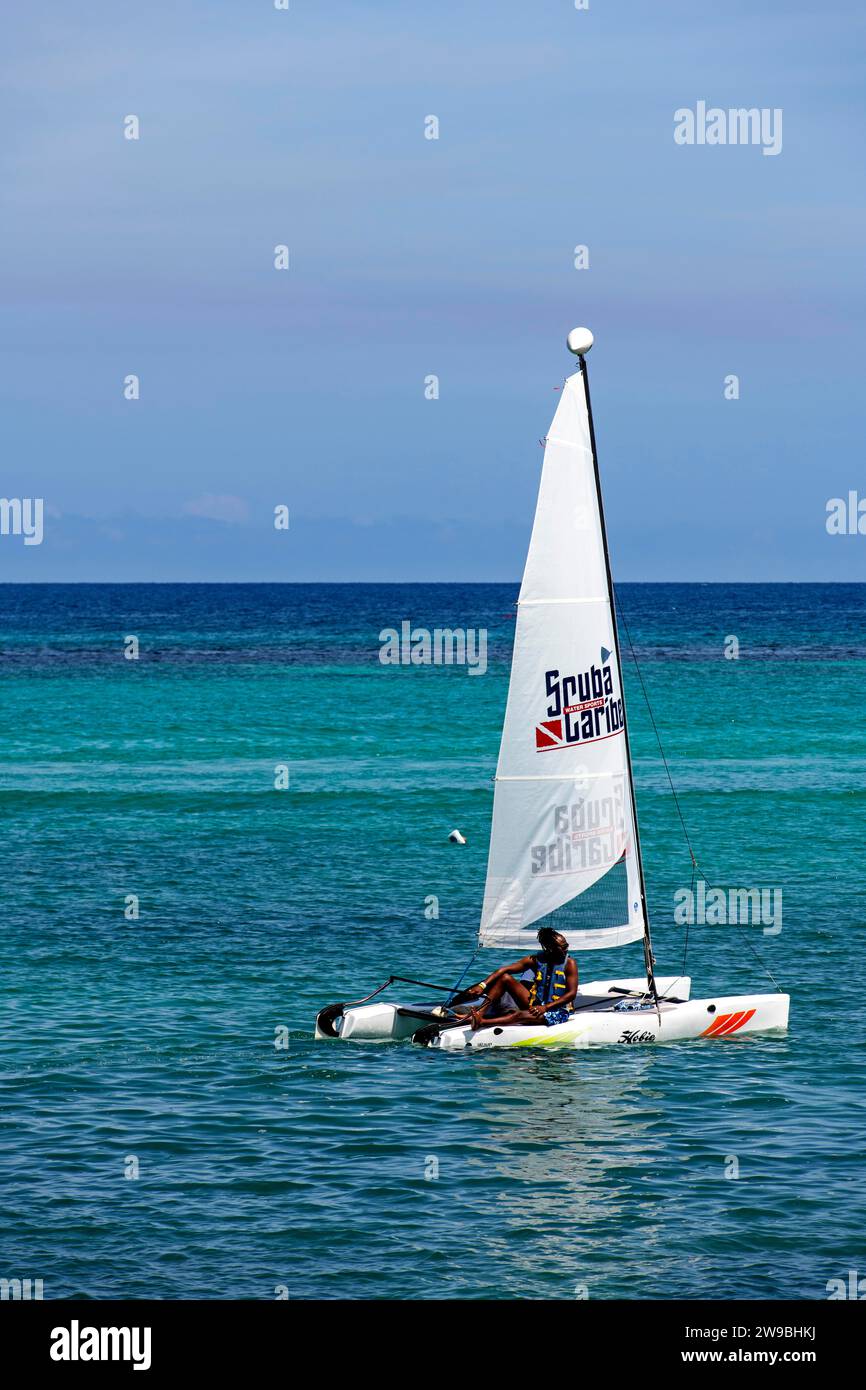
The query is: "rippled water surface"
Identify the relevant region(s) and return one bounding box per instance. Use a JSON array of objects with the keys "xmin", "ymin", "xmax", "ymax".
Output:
[{"xmin": 1, "ymin": 583, "xmax": 863, "ymax": 1299}]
